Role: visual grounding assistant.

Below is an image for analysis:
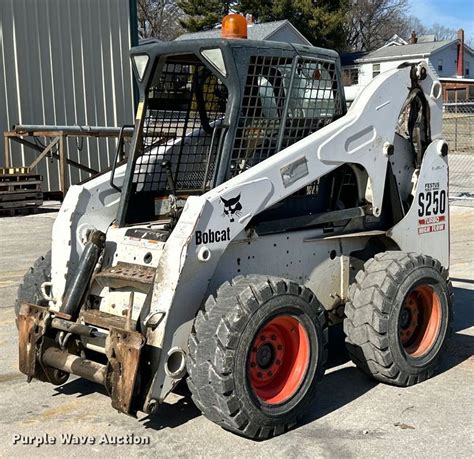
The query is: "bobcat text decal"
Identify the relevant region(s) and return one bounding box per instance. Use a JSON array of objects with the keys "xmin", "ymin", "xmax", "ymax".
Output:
[
  {"xmin": 194, "ymin": 192, "xmax": 243, "ymax": 246},
  {"xmin": 195, "ymin": 228, "xmax": 231, "ymax": 245}
]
